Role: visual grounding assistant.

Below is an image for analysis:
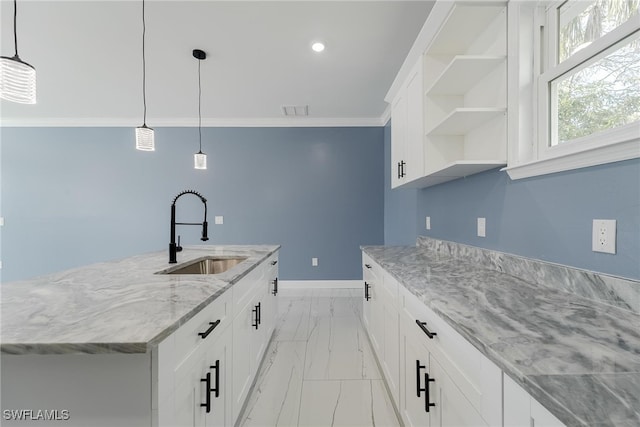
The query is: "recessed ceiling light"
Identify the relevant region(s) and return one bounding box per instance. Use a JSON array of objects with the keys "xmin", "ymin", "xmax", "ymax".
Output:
[{"xmin": 311, "ymin": 42, "xmax": 325, "ymax": 53}]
